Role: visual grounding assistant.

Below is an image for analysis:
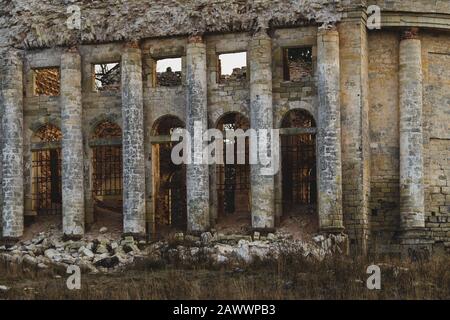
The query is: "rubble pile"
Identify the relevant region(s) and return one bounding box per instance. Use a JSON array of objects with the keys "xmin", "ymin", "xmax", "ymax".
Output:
[
  {"xmin": 157, "ymin": 68, "xmax": 182, "ymax": 87},
  {"xmin": 0, "ymin": 230, "xmax": 348, "ymax": 274},
  {"xmin": 221, "ymin": 67, "xmax": 247, "ymax": 82}
]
